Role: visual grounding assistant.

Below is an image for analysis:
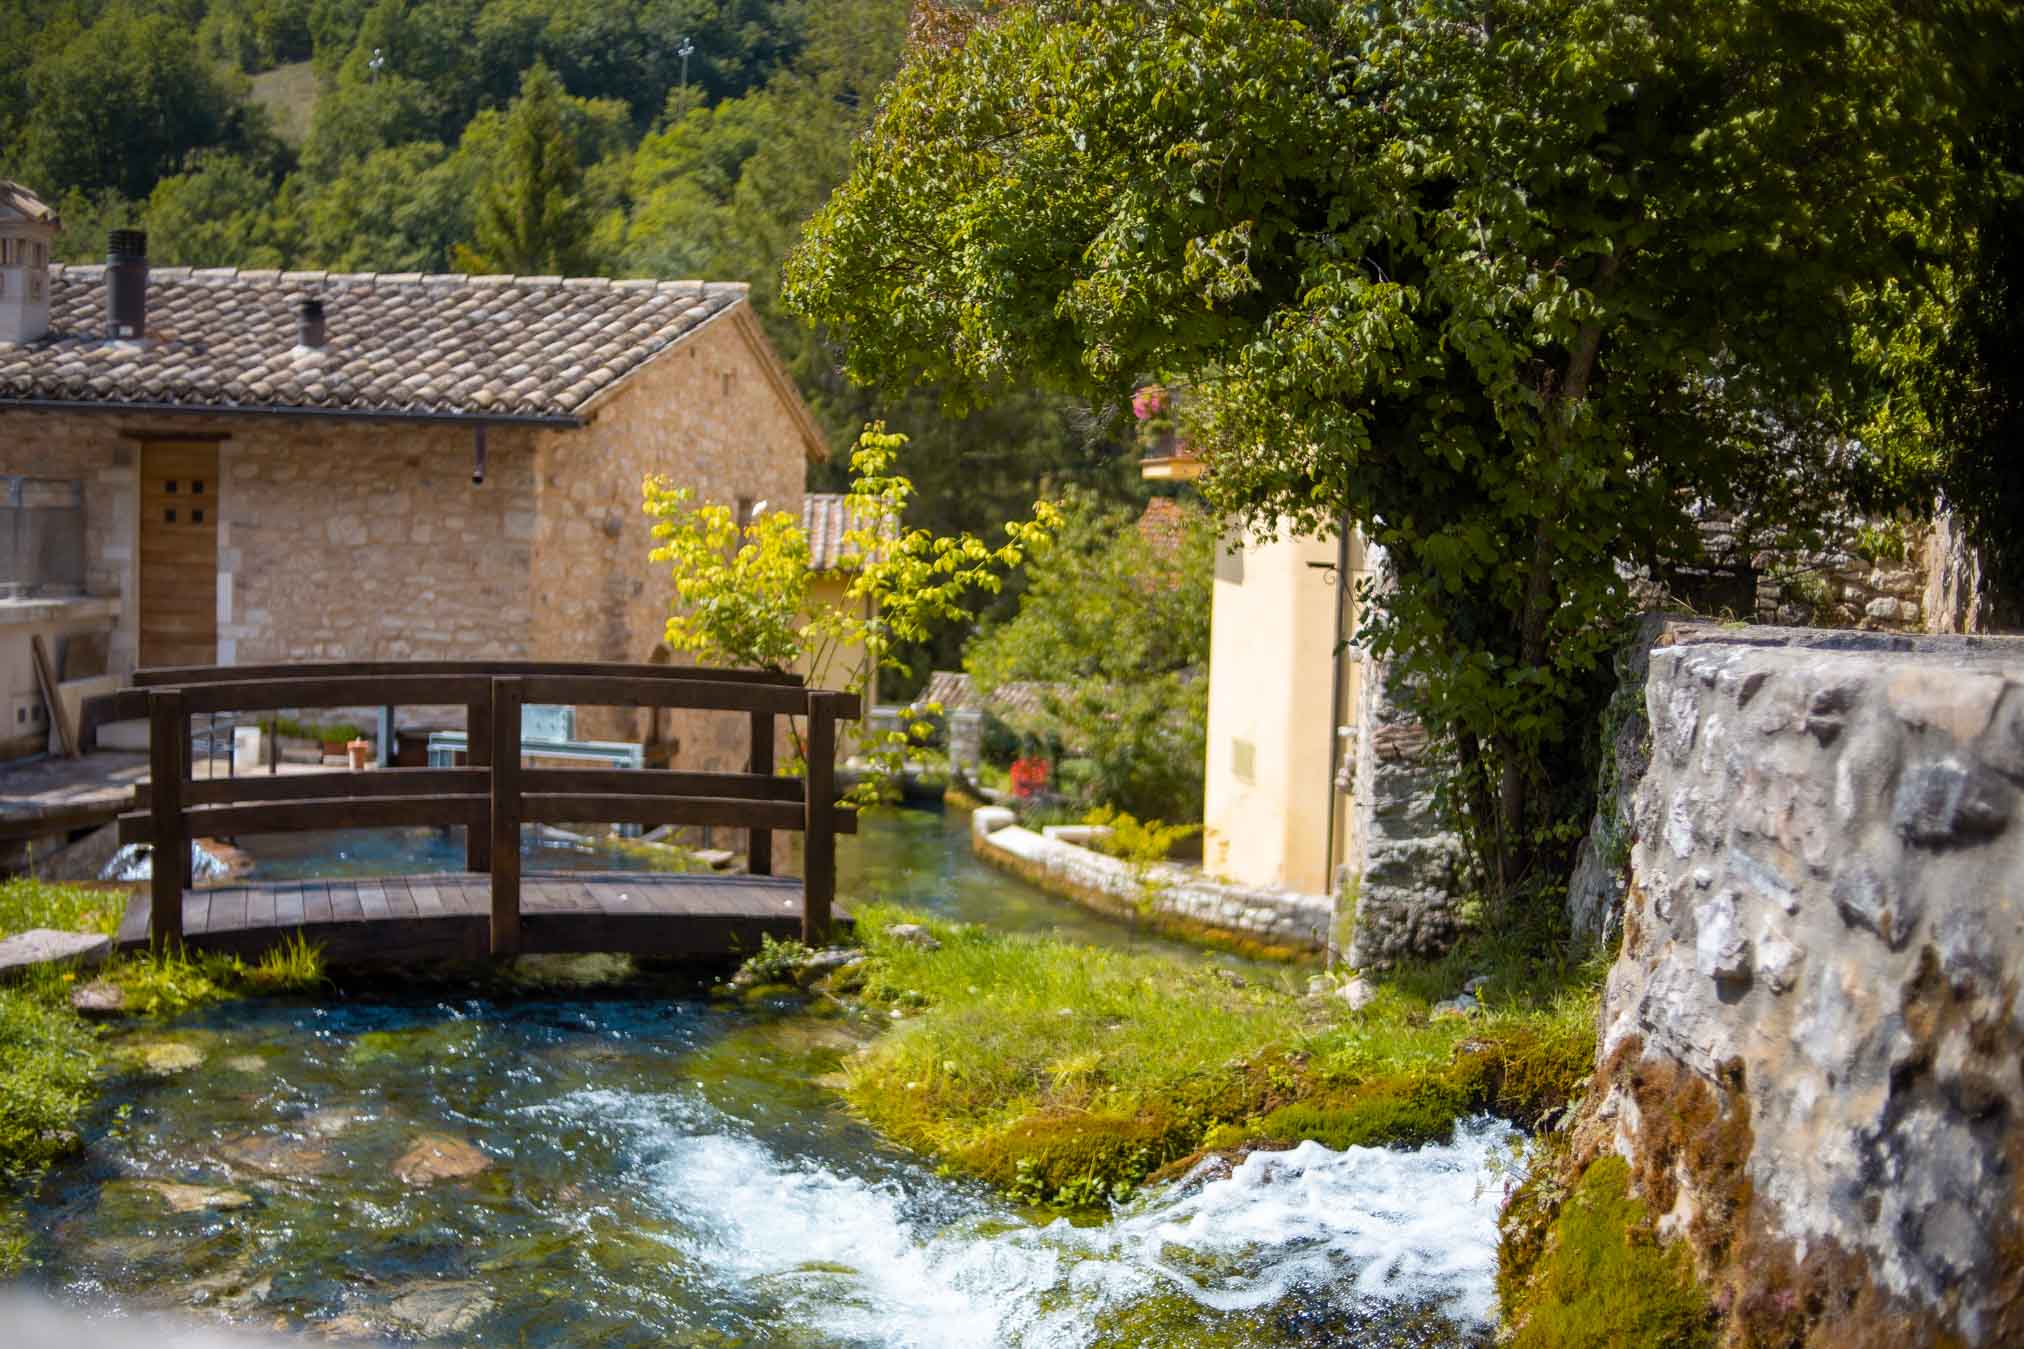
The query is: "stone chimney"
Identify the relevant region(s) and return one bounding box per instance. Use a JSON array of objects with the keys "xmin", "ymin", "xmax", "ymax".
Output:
[
  {"xmin": 0, "ymin": 181, "xmax": 58, "ymax": 344},
  {"xmin": 105, "ymin": 229, "xmax": 147, "ymax": 340},
  {"xmin": 296, "ymin": 296, "xmax": 325, "ymax": 349}
]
